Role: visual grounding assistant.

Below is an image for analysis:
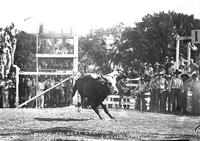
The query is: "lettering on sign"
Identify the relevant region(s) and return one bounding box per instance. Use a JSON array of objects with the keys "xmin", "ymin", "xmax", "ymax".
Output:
[{"xmin": 191, "ymin": 30, "xmax": 200, "ymax": 44}]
